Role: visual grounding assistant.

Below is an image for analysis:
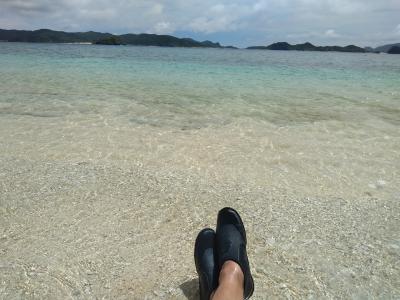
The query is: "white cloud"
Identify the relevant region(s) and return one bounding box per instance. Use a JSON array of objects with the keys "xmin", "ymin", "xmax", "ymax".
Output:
[
  {"xmin": 149, "ymin": 3, "xmax": 163, "ymax": 15},
  {"xmin": 1, "ymin": 0, "xmax": 400, "ymax": 47},
  {"xmin": 210, "ymin": 4, "xmax": 225, "ymax": 14},
  {"xmin": 324, "ymin": 29, "xmax": 340, "ymax": 38},
  {"xmin": 188, "ymin": 2, "xmax": 259, "ymax": 33},
  {"xmin": 153, "ymin": 21, "xmax": 172, "ymax": 34},
  {"xmin": 189, "ymin": 16, "xmax": 235, "ymax": 33},
  {"xmin": 252, "ymin": 1, "xmax": 268, "ymax": 12}
]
